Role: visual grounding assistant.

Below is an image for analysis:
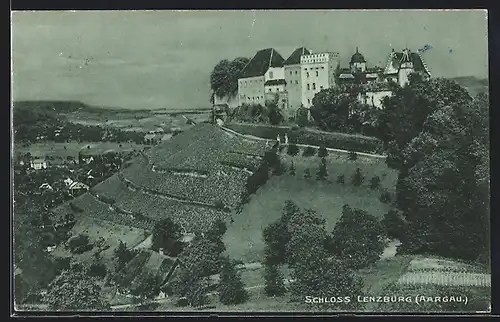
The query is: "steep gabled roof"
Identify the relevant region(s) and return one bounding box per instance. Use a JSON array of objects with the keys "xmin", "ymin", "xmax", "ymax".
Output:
[
  {"xmin": 284, "ymin": 47, "xmax": 312, "ymax": 66},
  {"xmin": 240, "ymin": 48, "xmax": 285, "ymax": 78},
  {"xmin": 383, "ymin": 49, "xmax": 431, "ymax": 76}
]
